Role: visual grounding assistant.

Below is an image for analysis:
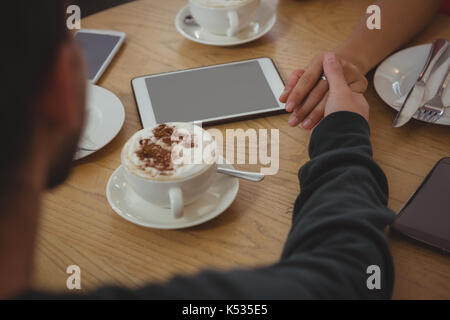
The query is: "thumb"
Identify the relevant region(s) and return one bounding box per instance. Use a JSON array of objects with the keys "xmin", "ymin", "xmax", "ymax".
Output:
[{"xmin": 323, "ymin": 52, "xmax": 349, "ymax": 93}]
